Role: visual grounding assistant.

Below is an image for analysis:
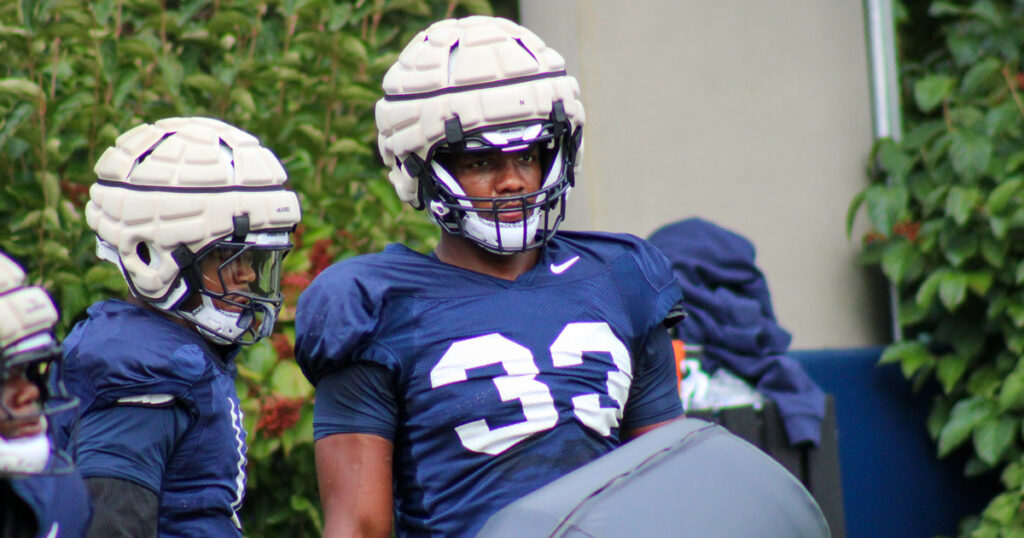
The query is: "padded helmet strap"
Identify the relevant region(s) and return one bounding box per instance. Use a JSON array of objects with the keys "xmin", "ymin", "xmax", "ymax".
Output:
[
  {"xmin": 231, "ymin": 215, "xmax": 250, "ymax": 242},
  {"xmin": 402, "ymin": 154, "xmax": 431, "ymax": 210},
  {"xmin": 444, "ymin": 117, "xmax": 465, "ymax": 152},
  {"xmin": 550, "ymin": 100, "xmax": 567, "ymax": 138}
]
